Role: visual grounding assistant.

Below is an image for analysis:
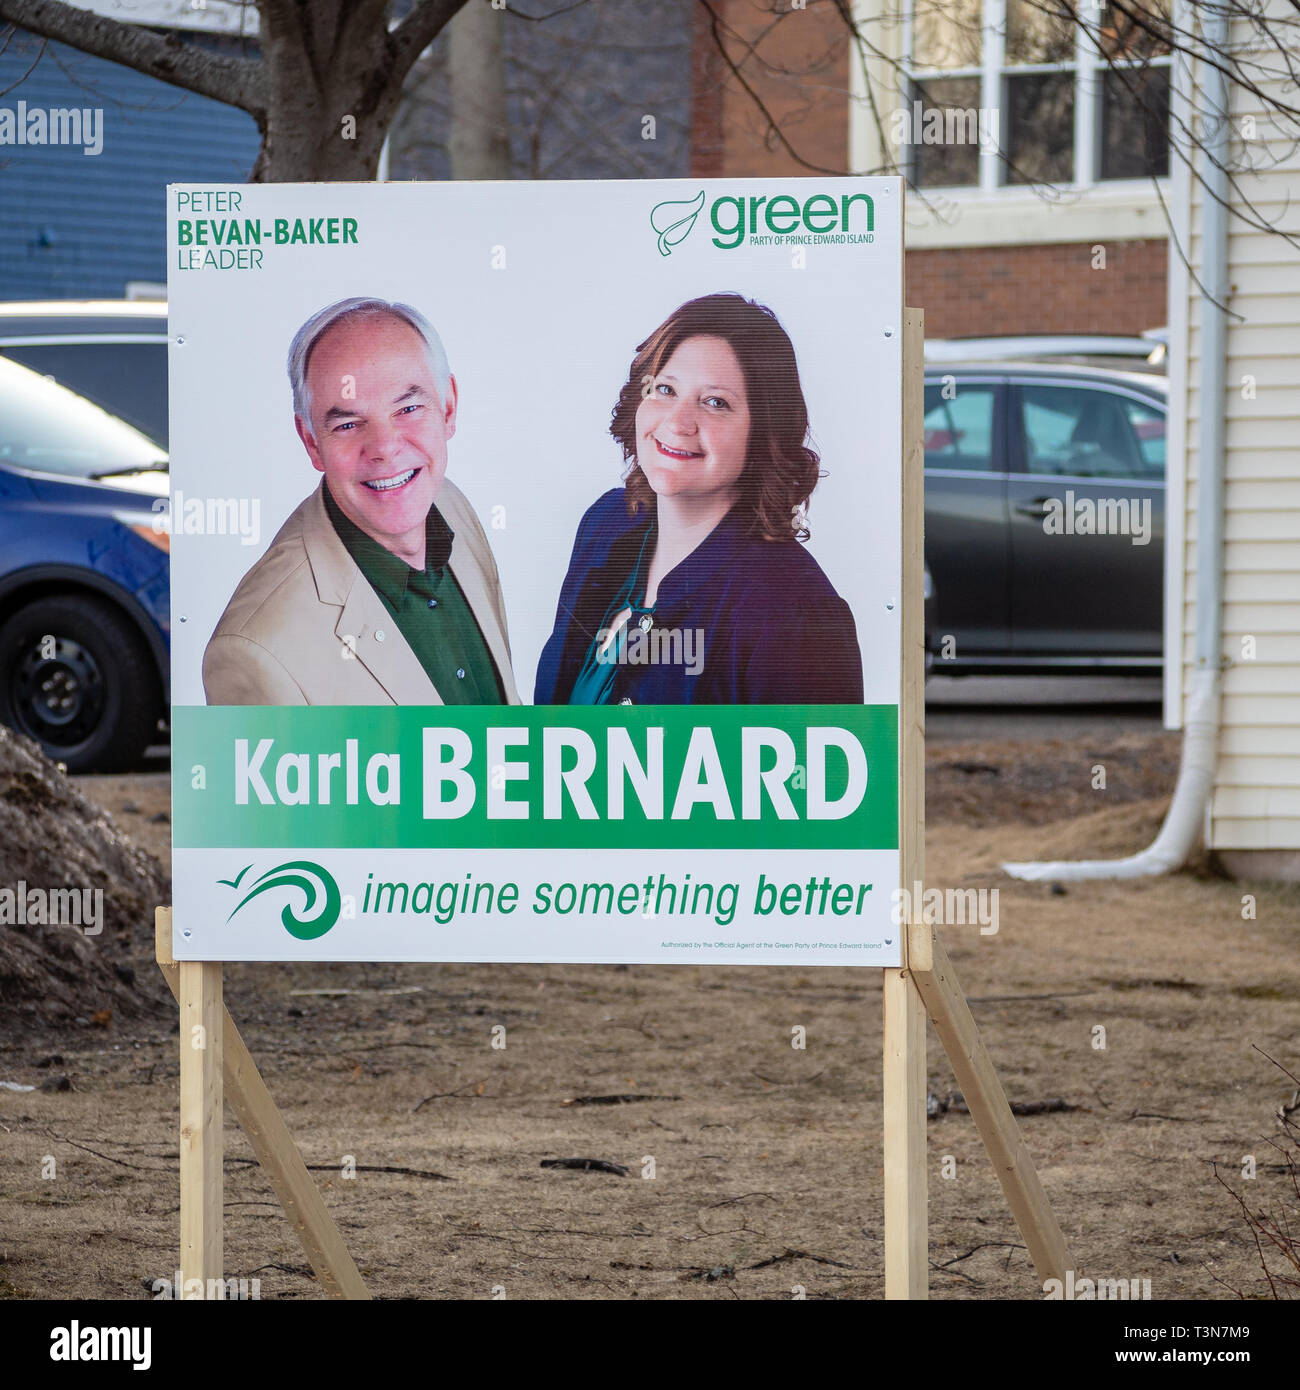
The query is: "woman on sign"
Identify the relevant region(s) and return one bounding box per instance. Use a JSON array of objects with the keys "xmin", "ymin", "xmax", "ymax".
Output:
[{"xmin": 534, "ymin": 293, "xmax": 862, "ymax": 705}]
